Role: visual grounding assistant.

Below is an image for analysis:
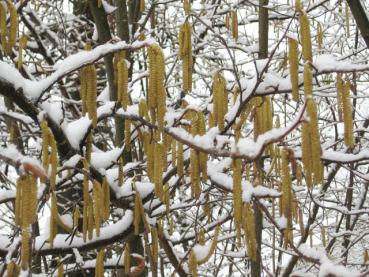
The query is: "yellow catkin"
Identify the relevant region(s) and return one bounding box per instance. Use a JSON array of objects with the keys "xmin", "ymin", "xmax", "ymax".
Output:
[
  {"xmin": 345, "ymin": 1, "xmax": 350, "ymax": 36},
  {"xmin": 154, "ymin": 143, "xmax": 164, "ymax": 199},
  {"xmin": 198, "ymin": 112, "xmax": 207, "ymax": 182},
  {"xmin": 88, "ymin": 195, "xmax": 94, "ymax": 240},
  {"xmin": 140, "ymin": 0, "xmax": 145, "ymax": 13},
  {"xmin": 225, "ymin": 13, "xmax": 230, "ymax": 30},
  {"xmin": 6, "ymin": 261, "xmax": 20, "ymax": 277},
  {"xmin": 83, "ymin": 160, "xmax": 89, "ymax": 242},
  {"xmin": 80, "ymin": 66, "xmax": 87, "ymax": 115},
  {"xmin": 57, "ymin": 256, "xmax": 64, "ymax": 277},
  {"xmin": 281, "ymin": 148, "xmax": 293, "ymax": 244},
  {"xmin": 124, "ymin": 119, "xmax": 131, "ymax": 150},
  {"xmin": 231, "ymin": 10, "xmax": 238, "ymax": 41},
  {"xmin": 364, "ymin": 250, "xmax": 369, "ymax": 264},
  {"xmin": 102, "ymin": 177, "xmax": 110, "ymax": 220},
  {"xmin": 0, "ymin": 3, "xmax": 6, "ymax": 49},
  {"xmin": 116, "ymin": 51, "xmax": 129, "ymax": 110},
  {"xmin": 298, "ymin": 207, "xmax": 305, "ymax": 237},
  {"xmin": 212, "ymin": 71, "xmax": 227, "ymax": 131},
  {"xmin": 243, "ymin": 203, "xmax": 257, "ymax": 261},
  {"xmin": 177, "ymin": 142, "xmax": 184, "ymax": 177},
  {"xmin": 85, "ymin": 135, "xmax": 92, "ymax": 166},
  {"xmin": 41, "ymin": 119, "xmax": 50, "ymax": 172},
  {"xmin": 29, "ymin": 175, "xmax": 38, "ymax": 224},
  {"xmin": 336, "ymin": 74, "xmax": 344, "ymax": 122},
  {"xmin": 73, "ymin": 206, "xmax": 79, "ymax": 230},
  {"xmin": 232, "ymin": 158, "xmax": 242, "ymax": 244},
  {"xmin": 138, "ymin": 99, "xmax": 150, "ymax": 121},
  {"xmin": 124, "ymin": 244, "xmax": 131, "ymax": 274},
  {"xmin": 342, "ymin": 81, "xmax": 354, "ymax": 147},
  {"xmin": 183, "ymin": 0, "xmax": 191, "ymax": 15},
  {"xmin": 50, "ymin": 133, "xmax": 58, "ymax": 190},
  {"xmin": 87, "ymin": 65, "xmax": 97, "ymax": 127},
  {"xmin": 21, "ymin": 229, "xmax": 30, "ymax": 270},
  {"xmin": 169, "ymin": 216, "xmax": 174, "ymax": 235},
  {"xmin": 188, "ymin": 251, "xmax": 198, "ymax": 277},
  {"xmin": 164, "ymin": 182, "xmax": 170, "ymax": 214},
  {"xmin": 134, "ymin": 192, "xmax": 142, "ymax": 235},
  {"xmin": 179, "ymin": 21, "xmax": 192, "ymax": 91},
  {"xmin": 288, "ymin": 37, "xmax": 299, "ymax": 102},
  {"xmin": 299, "ymin": 12, "xmax": 312, "ymax": 62},
  {"xmin": 4, "ymin": 1, "xmax": 18, "ymax": 56},
  {"xmin": 151, "ymin": 226, "xmax": 159, "ymax": 263},
  {"xmin": 15, "ymin": 177, "xmax": 22, "ymax": 226},
  {"xmin": 190, "ymin": 148, "xmax": 200, "ymax": 198},
  {"xmin": 302, "ymin": 99, "xmax": 322, "ymax": 186},
  {"xmin": 118, "ymin": 157, "xmax": 124, "ymax": 186},
  {"xmin": 50, "ymin": 191, "xmax": 58, "ymax": 247},
  {"xmin": 148, "ymin": 44, "xmax": 166, "ymax": 130},
  {"xmin": 295, "ymin": 0, "xmax": 302, "ymax": 12},
  {"xmin": 93, "ymin": 182, "xmax": 101, "ymax": 237},
  {"xmin": 197, "ymin": 226, "xmax": 220, "ymax": 264},
  {"xmin": 18, "ymin": 35, "xmax": 27, "ymax": 69},
  {"xmin": 95, "ymin": 249, "xmax": 104, "ymax": 277},
  {"xmin": 21, "ymin": 176, "xmax": 31, "ymax": 228}
]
